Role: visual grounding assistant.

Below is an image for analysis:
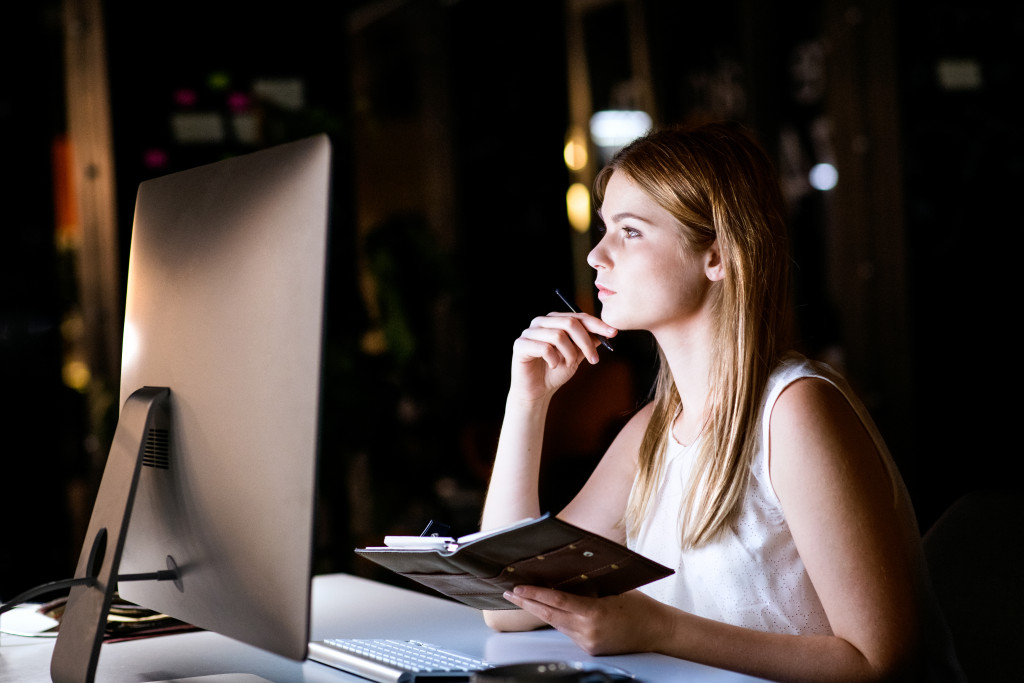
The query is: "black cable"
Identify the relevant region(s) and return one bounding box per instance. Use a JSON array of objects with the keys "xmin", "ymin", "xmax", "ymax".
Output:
[
  {"xmin": 0, "ymin": 576, "xmax": 95, "ymax": 616},
  {"xmin": 117, "ymin": 569, "xmax": 179, "ymax": 583},
  {"xmin": 0, "ymin": 568, "xmax": 178, "ymax": 617}
]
